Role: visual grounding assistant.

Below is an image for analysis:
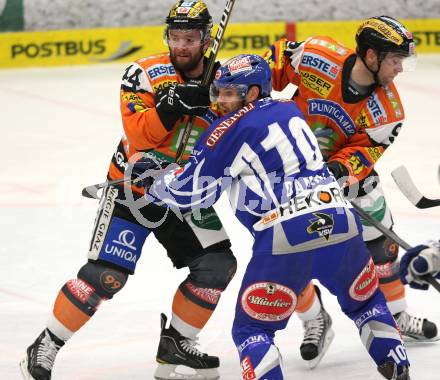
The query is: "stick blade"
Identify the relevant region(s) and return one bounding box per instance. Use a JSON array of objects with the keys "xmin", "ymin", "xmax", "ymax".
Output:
[
  {"xmin": 392, "ymin": 165, "xmax": 440, "ymax": 208},
  {"xmin": 391, "ymin": 165, "xmax": 424, "ymax": 205},
  {"xmin": 81, "ymin": 185, "xmax": 100, "ymax": 199}
]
